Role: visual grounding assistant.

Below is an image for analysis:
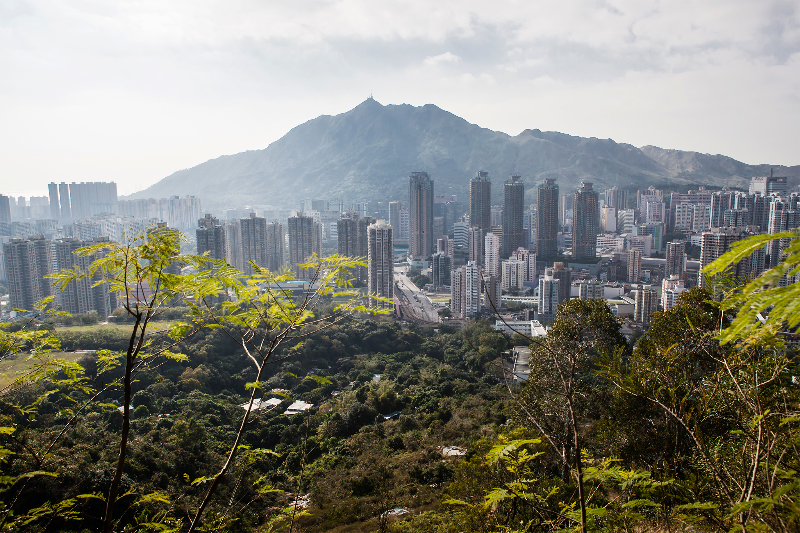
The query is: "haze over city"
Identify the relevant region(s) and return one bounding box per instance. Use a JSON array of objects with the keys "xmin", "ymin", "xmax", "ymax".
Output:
[{"xmin": 2, "ymin": 0, "xmax": 798, "ymax": 197}]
